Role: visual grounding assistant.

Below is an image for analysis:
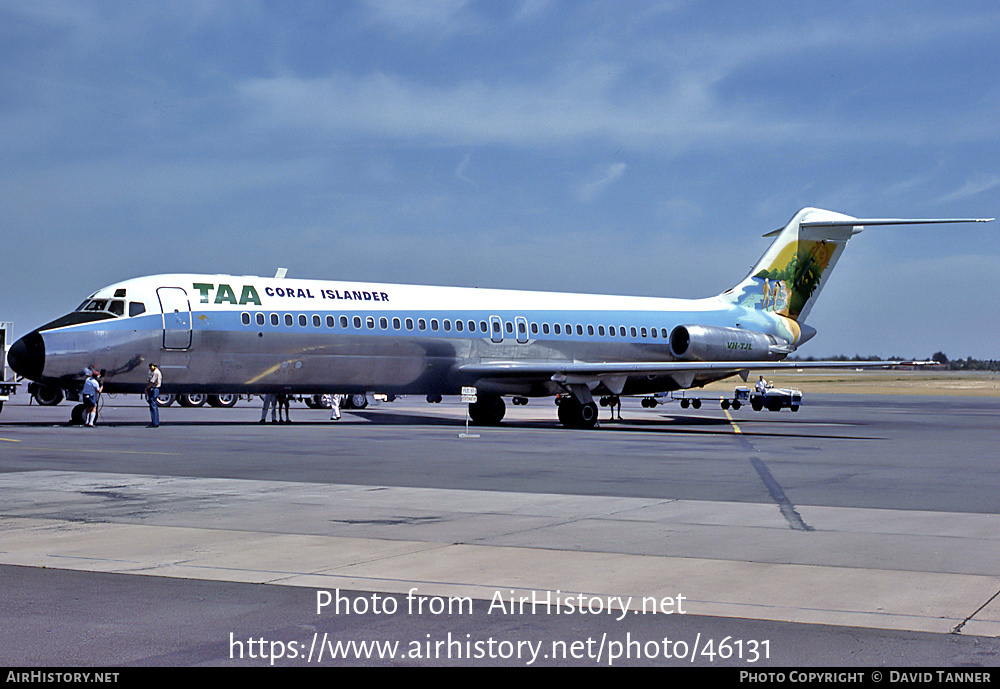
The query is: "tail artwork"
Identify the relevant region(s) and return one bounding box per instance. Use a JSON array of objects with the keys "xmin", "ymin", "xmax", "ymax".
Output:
[{"xmin": 720, "ymin": 208, "xmax": 993, "ymax": 345}]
